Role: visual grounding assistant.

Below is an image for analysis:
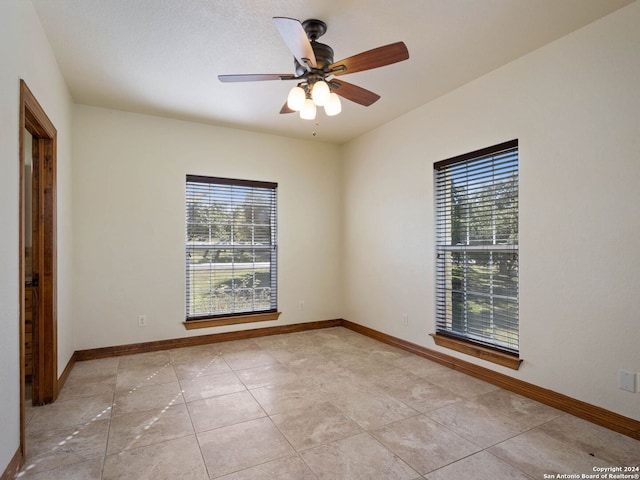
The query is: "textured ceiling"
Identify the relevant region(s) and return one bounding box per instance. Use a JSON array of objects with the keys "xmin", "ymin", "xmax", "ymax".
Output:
[{"xmin": 31, "ymin": 0, "xmax": 634, "ymax": 144}]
